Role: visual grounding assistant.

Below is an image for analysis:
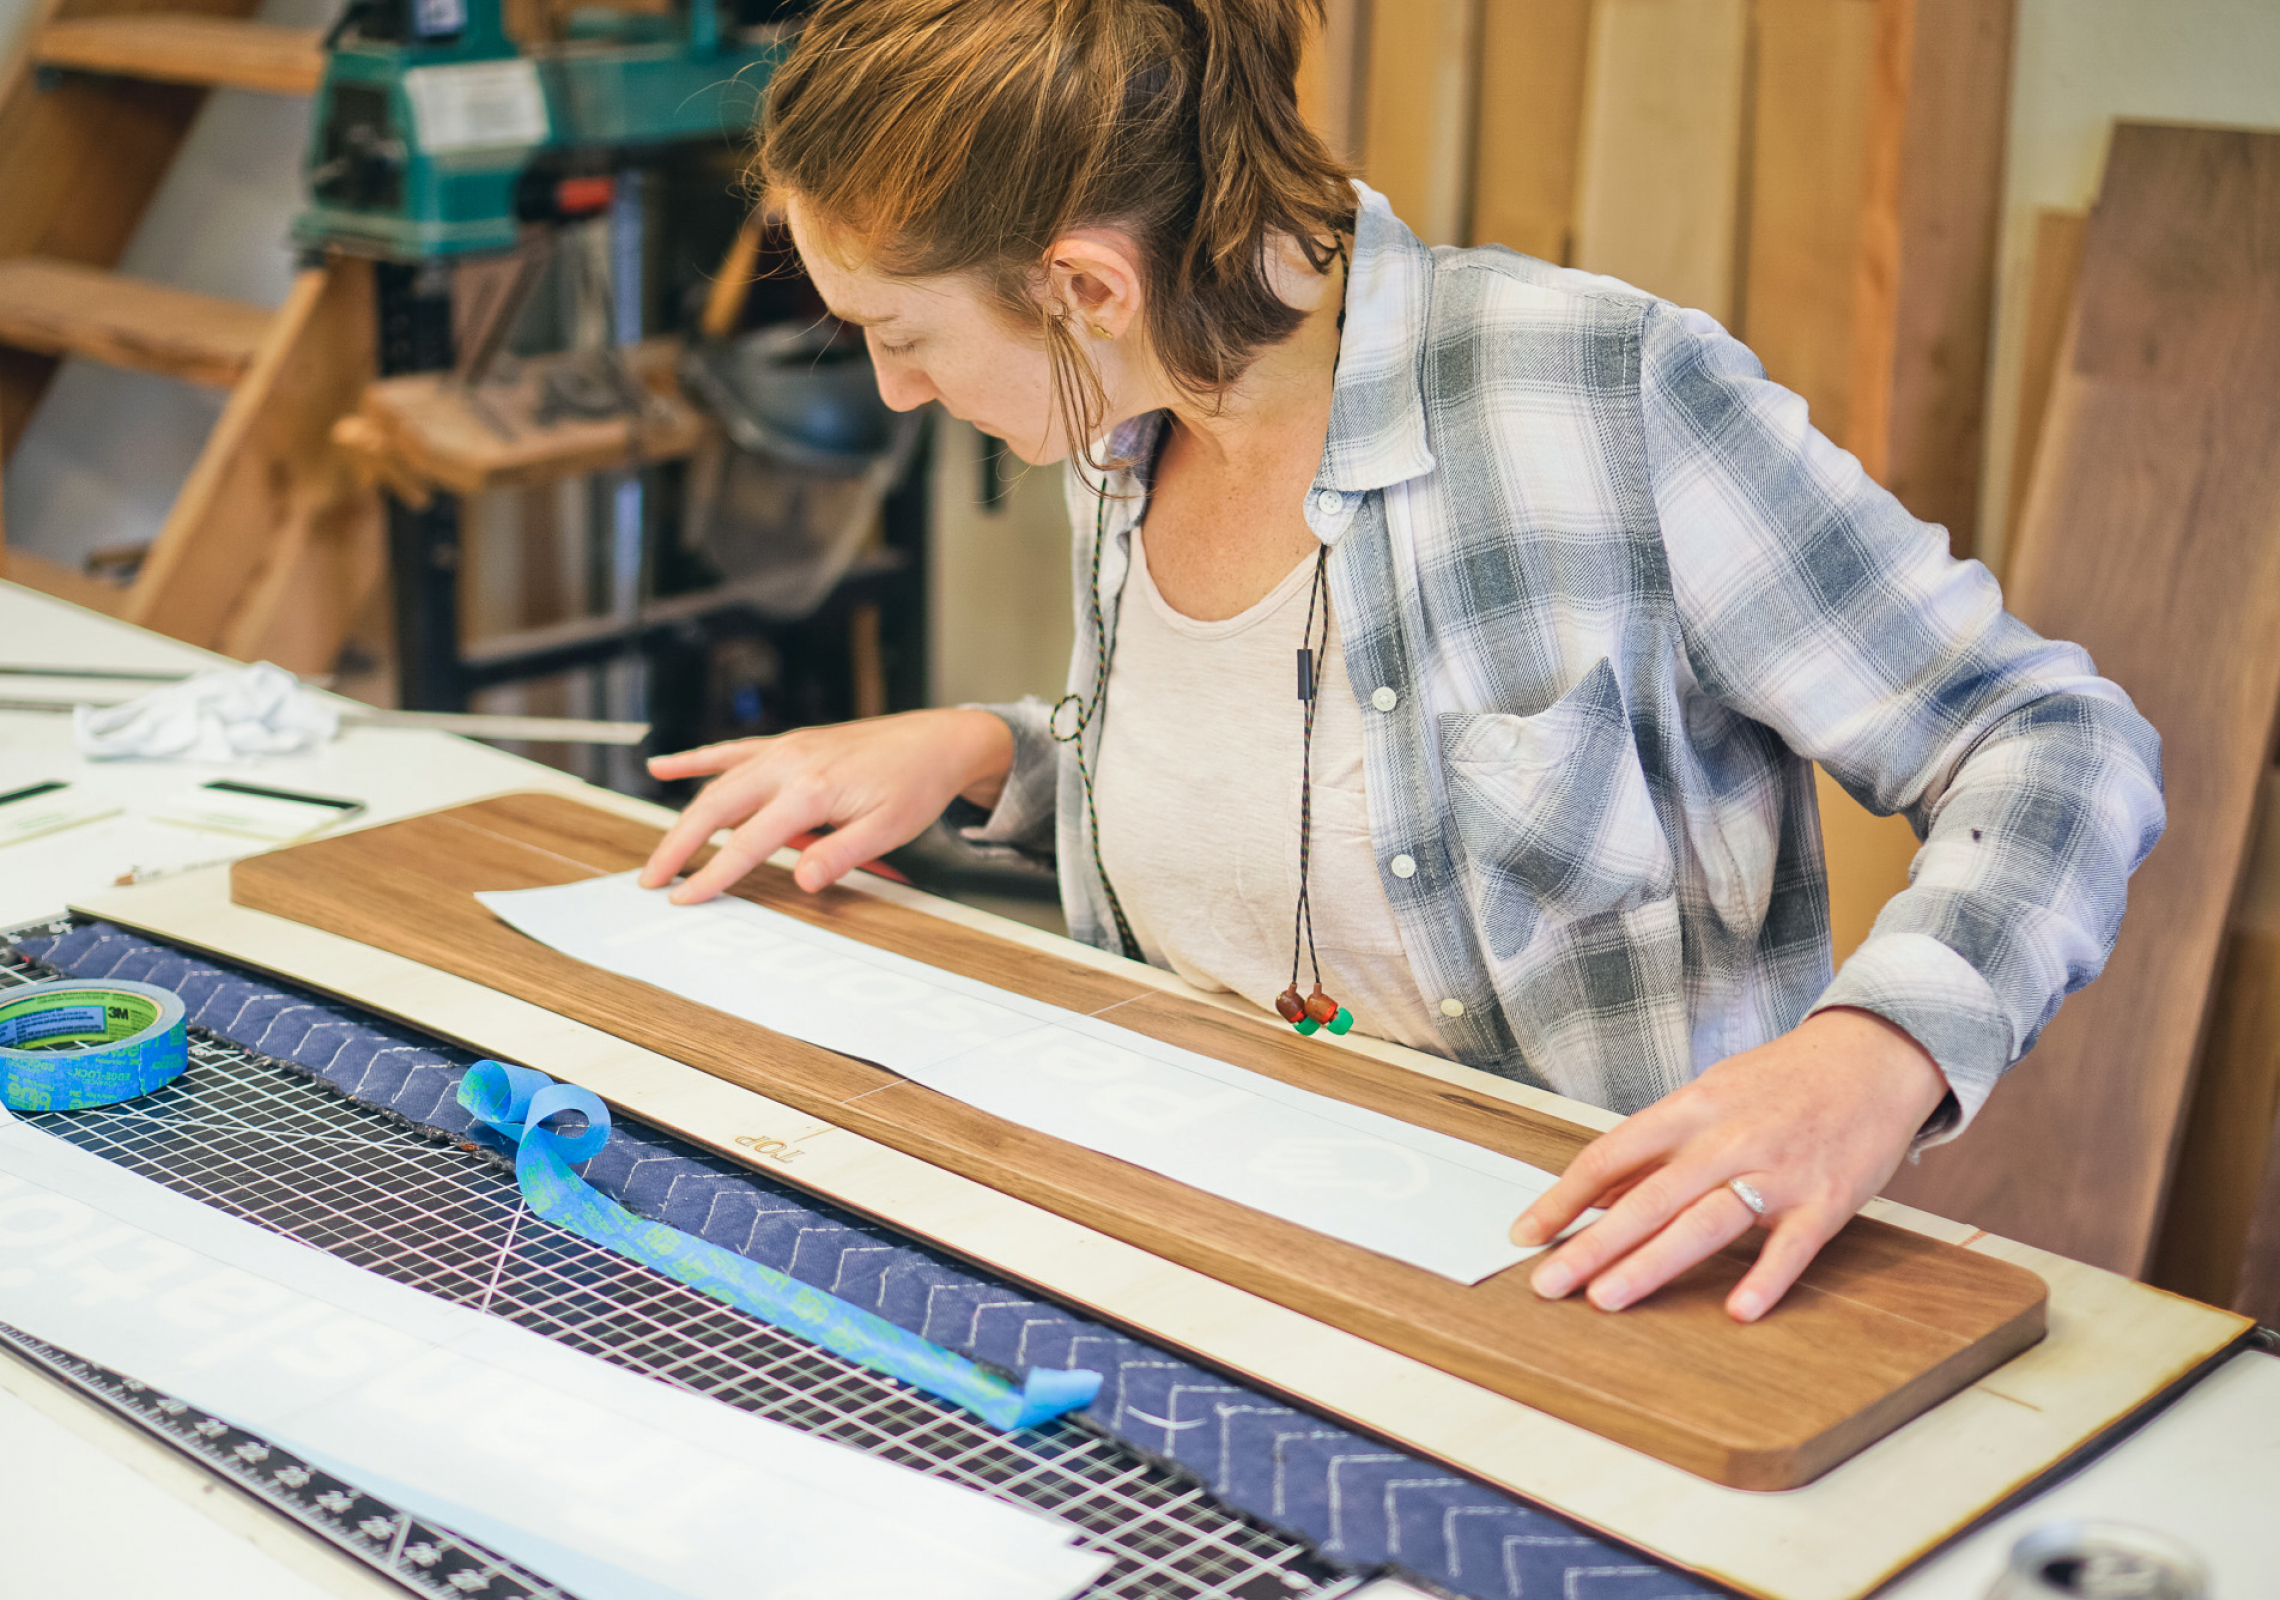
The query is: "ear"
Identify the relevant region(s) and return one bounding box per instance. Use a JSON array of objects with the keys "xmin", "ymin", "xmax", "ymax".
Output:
[{"xmin": 1041, "ymin": 229, "xmax": 1146, "ymax": 342}]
